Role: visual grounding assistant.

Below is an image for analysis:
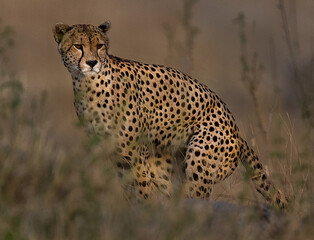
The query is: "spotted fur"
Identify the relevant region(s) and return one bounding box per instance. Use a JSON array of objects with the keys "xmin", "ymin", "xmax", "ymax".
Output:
[{"xmin": 53, "ymin": 22, "xmax": 288, "ymax": 208}]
